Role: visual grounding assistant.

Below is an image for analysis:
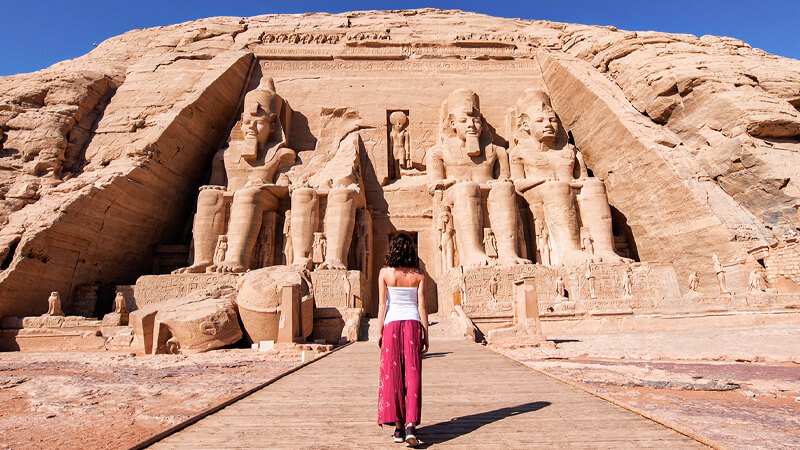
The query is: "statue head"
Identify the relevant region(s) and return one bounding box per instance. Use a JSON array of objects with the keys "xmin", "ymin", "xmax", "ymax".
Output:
[
  {"xmin": 389, "ymin": 111, "xmax": 408, "ymax": 132},
  {"xmin": 515, "ymin": 90, "xmax": 559, "ymax": 146},
  {"xmin": 442, "ymin": 89, "xmax": 483, "ymax": 156},
  {"xmin": 240, "ymin": 78, "xmax": 286, "ymax": 160}
]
